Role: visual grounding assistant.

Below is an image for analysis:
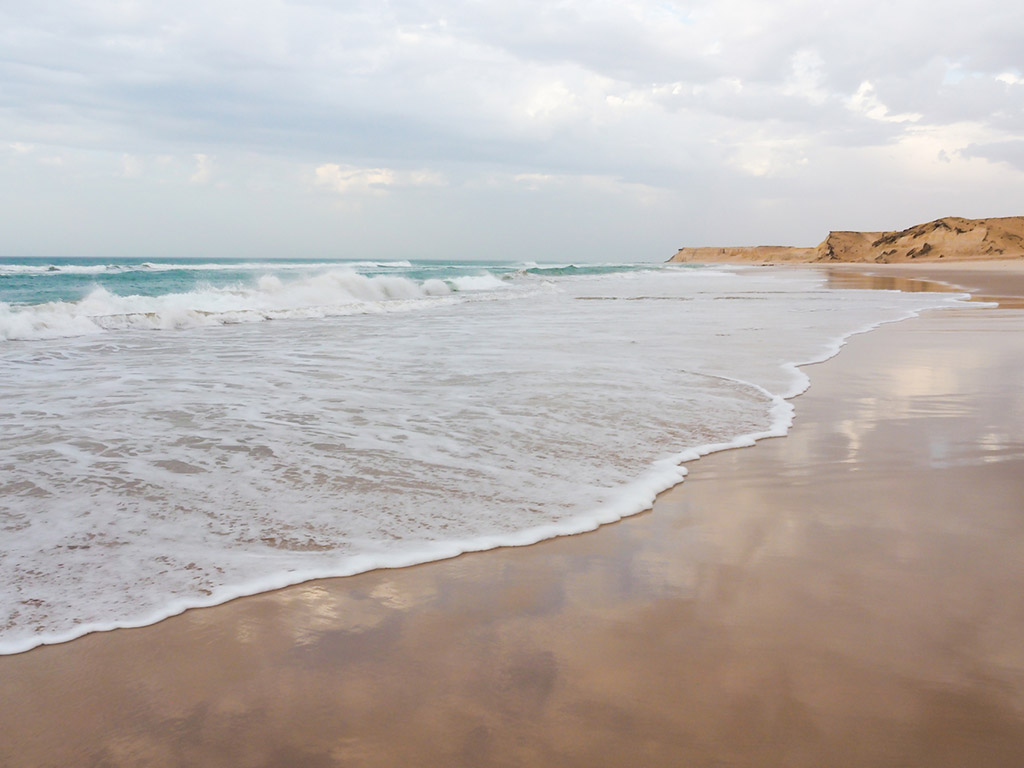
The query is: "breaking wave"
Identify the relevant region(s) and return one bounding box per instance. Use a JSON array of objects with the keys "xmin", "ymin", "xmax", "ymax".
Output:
[{"xmin": 0, "ymin": 269, "xmax": 514, "ymax": 341}]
